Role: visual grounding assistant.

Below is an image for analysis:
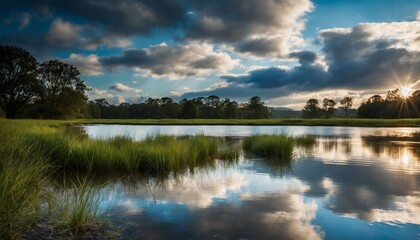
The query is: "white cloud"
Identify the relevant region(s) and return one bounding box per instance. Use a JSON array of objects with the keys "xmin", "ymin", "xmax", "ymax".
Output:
[
  {"xmin": 109, "ymin": 83, "xmax": 142, "ymax": 94},
  {"xmin": 103, "ymin": 42, "xmax": 239, "ymax": 79},
  {"xmin": 45, "ymin": 18, "xmax": 84, "ymax": 48},
  {"xmin": 88, "ymin": 88, "xmax": 127, "ymax": 105},
  {"xmin": 65, "ymin": 53, "xmax": 102, "ymax": 76},
  {"xmin": 170, "ymin": 87, "xmax": 193, "ymax": 97}
]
